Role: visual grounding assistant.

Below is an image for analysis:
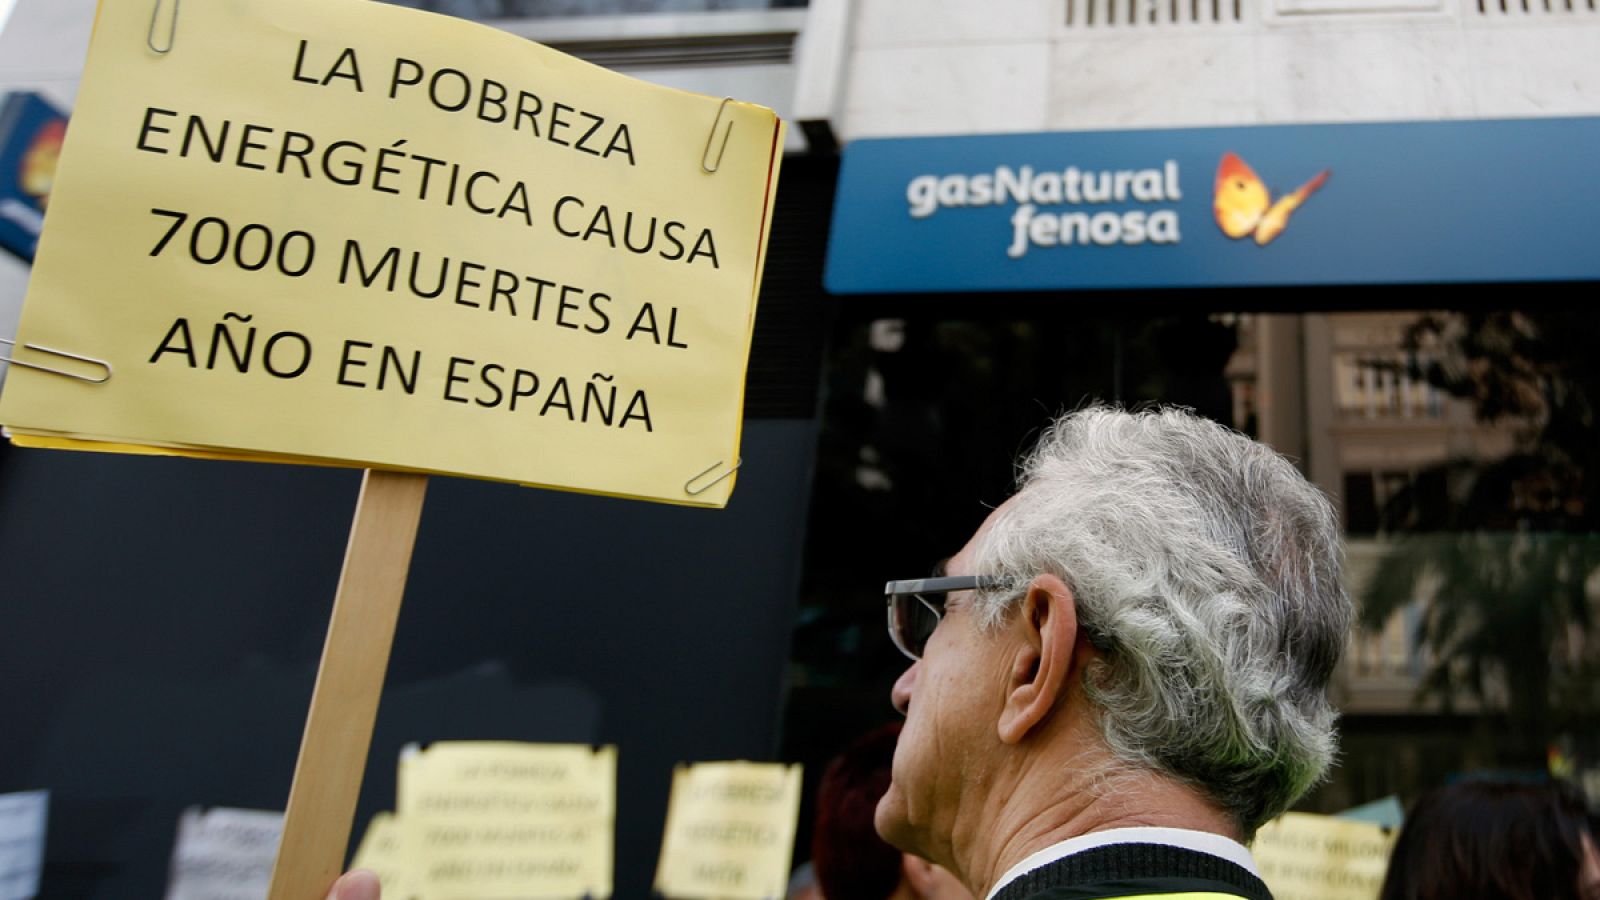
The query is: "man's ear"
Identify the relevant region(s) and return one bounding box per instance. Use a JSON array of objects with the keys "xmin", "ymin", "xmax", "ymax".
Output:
[{"xmin": 997, "ymin": 573, "xmax": 1077, "ymax": 744}]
